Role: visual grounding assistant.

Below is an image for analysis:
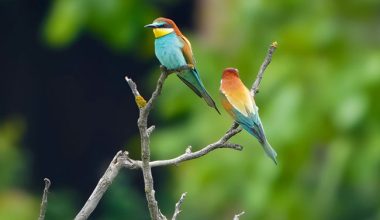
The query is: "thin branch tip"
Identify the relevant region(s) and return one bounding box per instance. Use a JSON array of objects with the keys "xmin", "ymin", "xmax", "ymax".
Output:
[
  {"xmin": 43, "ymin": 178, "xmax": 51, "ymax": 188},
  {"xmin": 185, "ymin": 146, "xmax": 192, "ymax": 154},
  {"xmin": 251, "ymin": 42, "xmax": 278, "ymax": 94},
  {"xmin": 172, "ymin": 192, "xmax": 187, "ymax": 220},
  {"xmin": 233, "ymin": 211, "xmax": 245, "ymax": 220},
  {"xmin": 147, "ymin": 125, "xmax": 156, "ymax": 136},
  {"xmin": 38, "ymin": 178, "xmax": 51, "ymax": 220}
]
